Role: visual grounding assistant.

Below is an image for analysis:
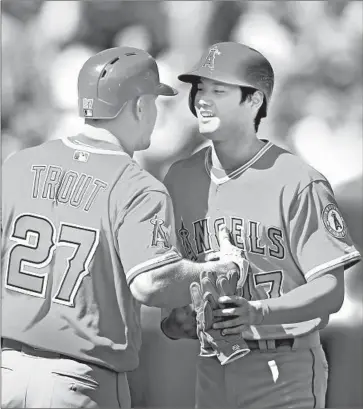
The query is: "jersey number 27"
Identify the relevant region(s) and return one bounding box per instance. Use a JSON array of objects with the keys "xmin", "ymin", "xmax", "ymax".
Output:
[{"xmin": 5, "ymin": 213, "xmax": 99, "ymax": 307}]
